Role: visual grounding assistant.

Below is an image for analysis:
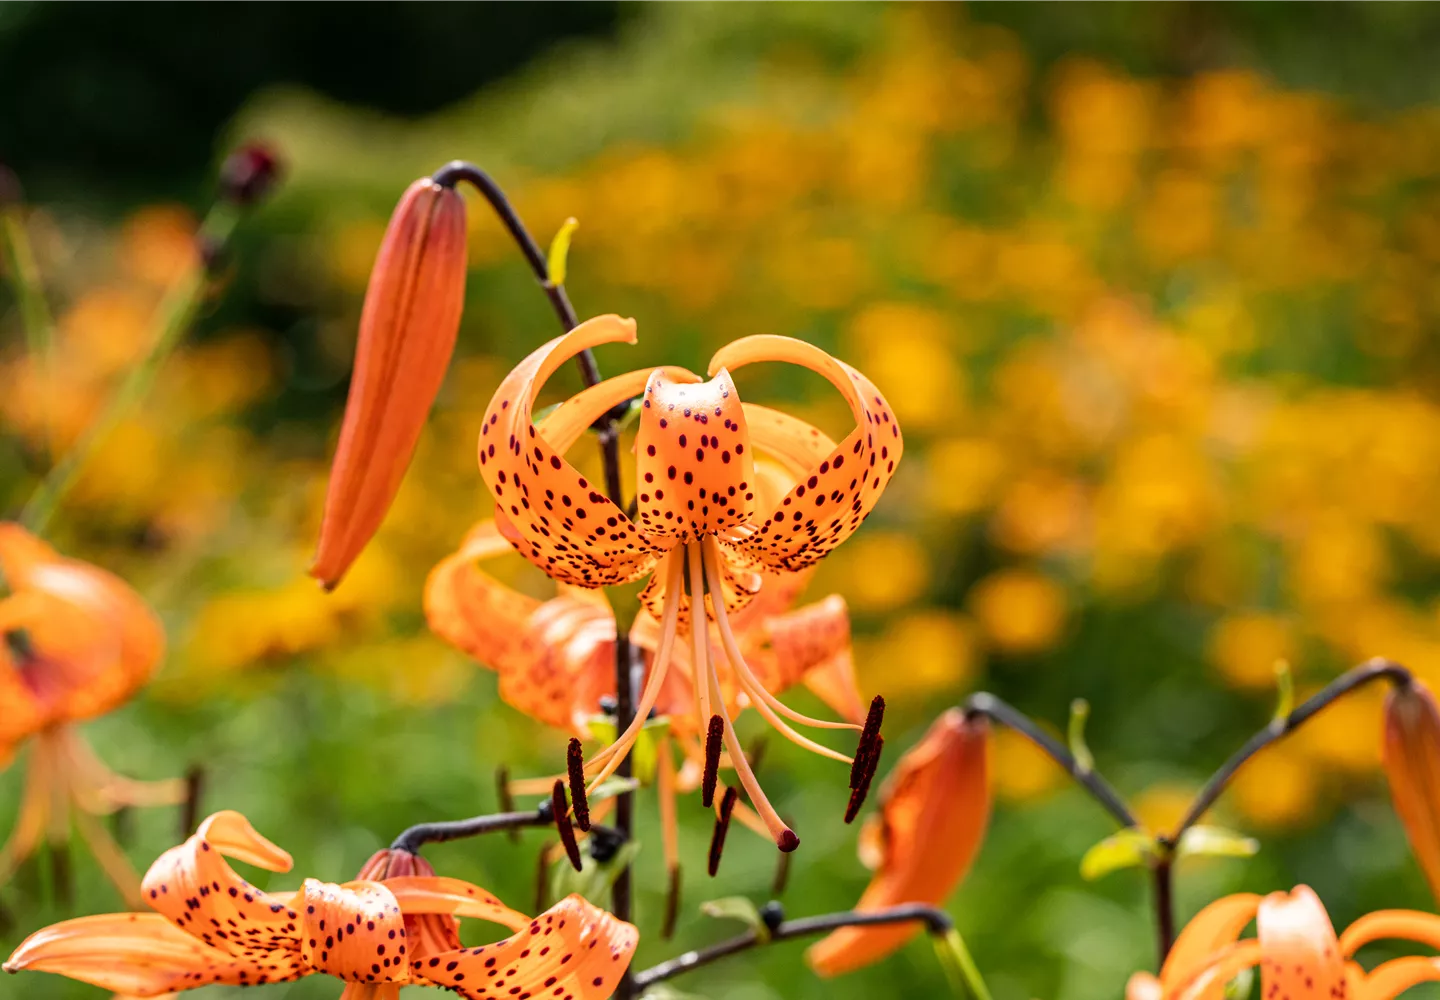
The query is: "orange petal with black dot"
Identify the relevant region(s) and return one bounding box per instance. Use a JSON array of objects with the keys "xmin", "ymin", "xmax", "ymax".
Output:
[
  {"xmin": 710, "ymin": 336, "xmax": 902, "ymax": 574},
  {"xmin": 300, "ymin": 879, "xmax": 408, "ymax": 984},
  {"xmin": 311, "ymin": 177, "xmax": 468, "ymax": 590},
  {"xmin": 141, "ymin": 811, "xmax": 300, "ymax": 960},
  {"xmin": 637, "ymin": 537, "xmax": 760, "ymax": 625},
  {"xmin": 763, "ymin": 594, "xmax": 865, "ymax": 724},
  {"xmin": 2, "ymin": 911, "xmax": 307, "ymax": 996},
  {"xmin": 411, "ymin": 893, "xmax": 638, "ymax": 1000},
  {"xmin": 384, "ymin": 875, "xmax": 530, "ymax": 932},
  {"xmin": 633, "ymin": 368, "xmax": 756, "ymax": 543},
  {"xmin": 478, "ymin": 315, "xmax": 668, "ymax": 588},
  {"xmin": 501, "ymin": 594, "xmax": 617, "ymax": 731},
  {"xmin": 807, "ymin": 711, "xmax": 988, "ymax": 976}
]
